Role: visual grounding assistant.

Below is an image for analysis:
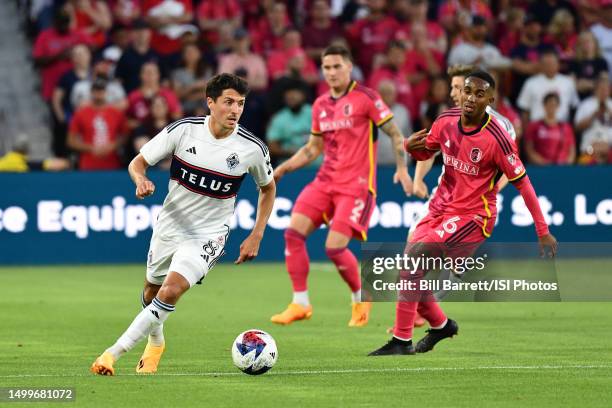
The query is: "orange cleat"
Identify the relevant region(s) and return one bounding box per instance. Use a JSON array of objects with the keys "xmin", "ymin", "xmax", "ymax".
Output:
[
  {"xmin": 136, "ymin": 342, "xmax": 165, "ymax": 374},
  {"xmin": 270, "ymin": 303, "xmax": 313, "ymax": 325},
  {"xmin": 348, "ymin": 302, "xmax": 372, "ymax": 327},
  {"xmin": 90, "ymin": 351, "xmax": 115, "ymax": 376}
]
